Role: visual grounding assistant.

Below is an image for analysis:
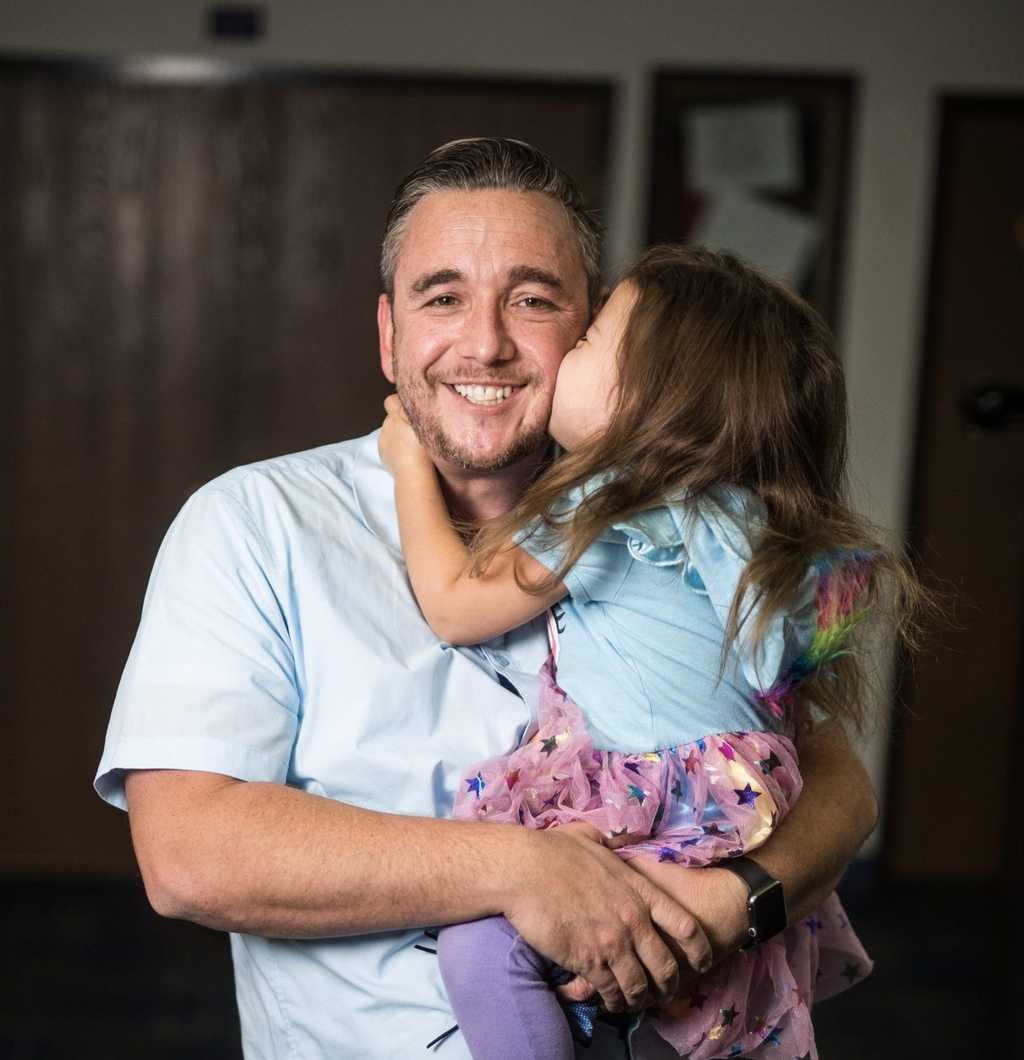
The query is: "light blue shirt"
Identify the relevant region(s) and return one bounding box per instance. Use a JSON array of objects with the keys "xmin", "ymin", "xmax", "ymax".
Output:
[
  {"xmin": 98, "ymin": 432, "xmax": 651, "ymax": 1060},
  {"xmin": 520, "ymin": 483, "xmax": 817, "ymax": 752}
]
